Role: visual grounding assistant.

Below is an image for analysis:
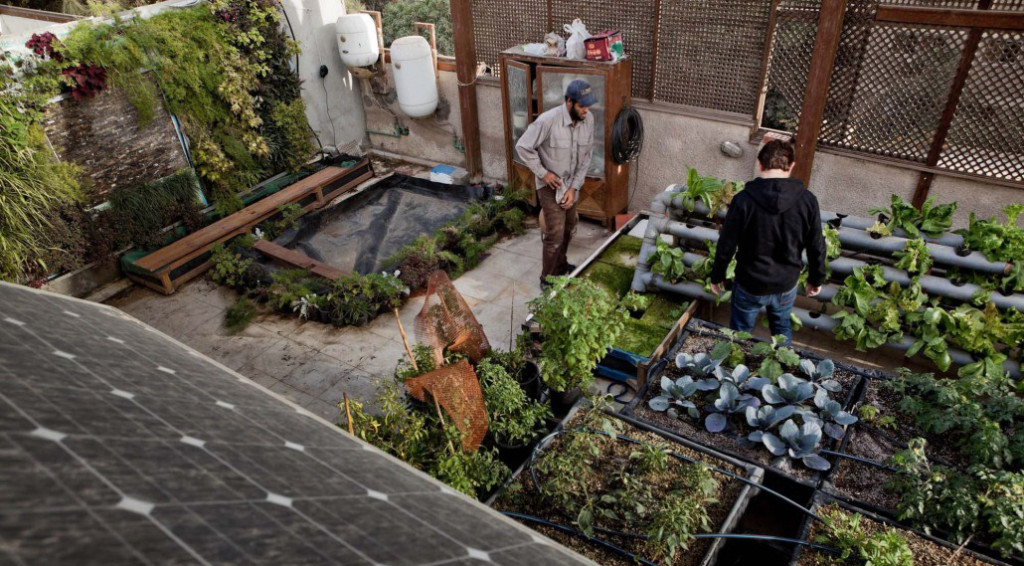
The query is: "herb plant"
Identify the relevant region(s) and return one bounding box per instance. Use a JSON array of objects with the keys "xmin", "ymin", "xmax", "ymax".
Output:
[
  {"xmin": 815, "ymin": 506, "xmax": 914, "ymax": 566},
  {"xmin": 477, "ymin": 360, "xmax": 551, "ymax": 446},
  {"xmin": 893, "ymin": 238, "xmax": 933, "ymax": 274},
  {"xmin": 750, "ymin": 335, "xmax": 800, "ymax": 381},
  {"xmin": 529, "ymin": 276, "xmax": 628, "ymax": 392}
]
